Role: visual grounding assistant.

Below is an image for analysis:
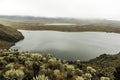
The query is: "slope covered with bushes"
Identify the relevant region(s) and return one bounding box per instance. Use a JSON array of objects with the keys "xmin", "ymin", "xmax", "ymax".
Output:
[
  {"xmin": 83, "ymin": 53, "xmax": 120, "ymax": 80},
  {"xmin": 0, "ymin": 49, "xmax": 110, "ymax": 80}
]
